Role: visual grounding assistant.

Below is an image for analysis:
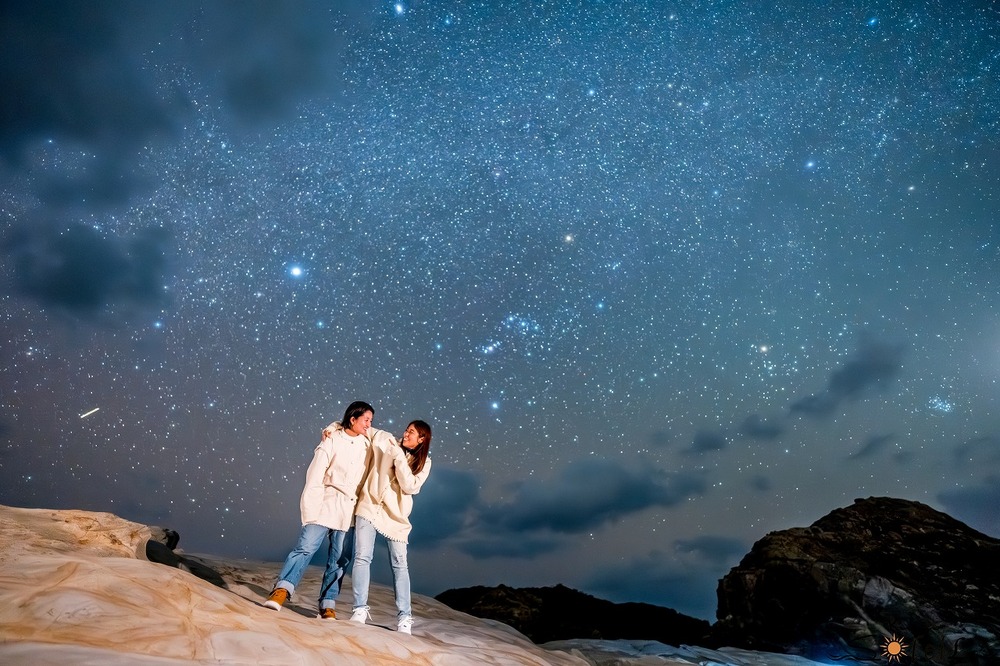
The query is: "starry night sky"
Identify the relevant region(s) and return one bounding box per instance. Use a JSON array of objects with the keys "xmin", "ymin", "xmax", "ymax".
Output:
[{"xmin": 2, "ymin": 1, "xmax": 999, "ymax": 621}]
